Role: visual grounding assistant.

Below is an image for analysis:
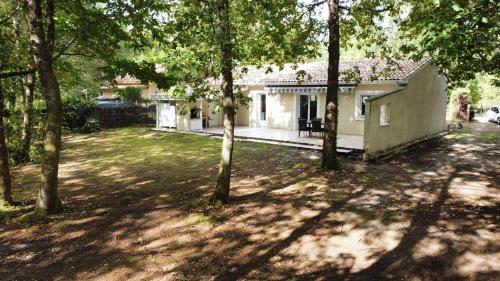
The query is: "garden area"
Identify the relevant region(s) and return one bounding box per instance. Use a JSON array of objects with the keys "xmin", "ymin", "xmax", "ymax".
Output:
[
  {"xmin": 1, "ymin": 124, "xmax": 498, "ymax": 281},
  {"xmin": 1, "ymin": 1, "xmax": 499, "ymax": 280}
]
